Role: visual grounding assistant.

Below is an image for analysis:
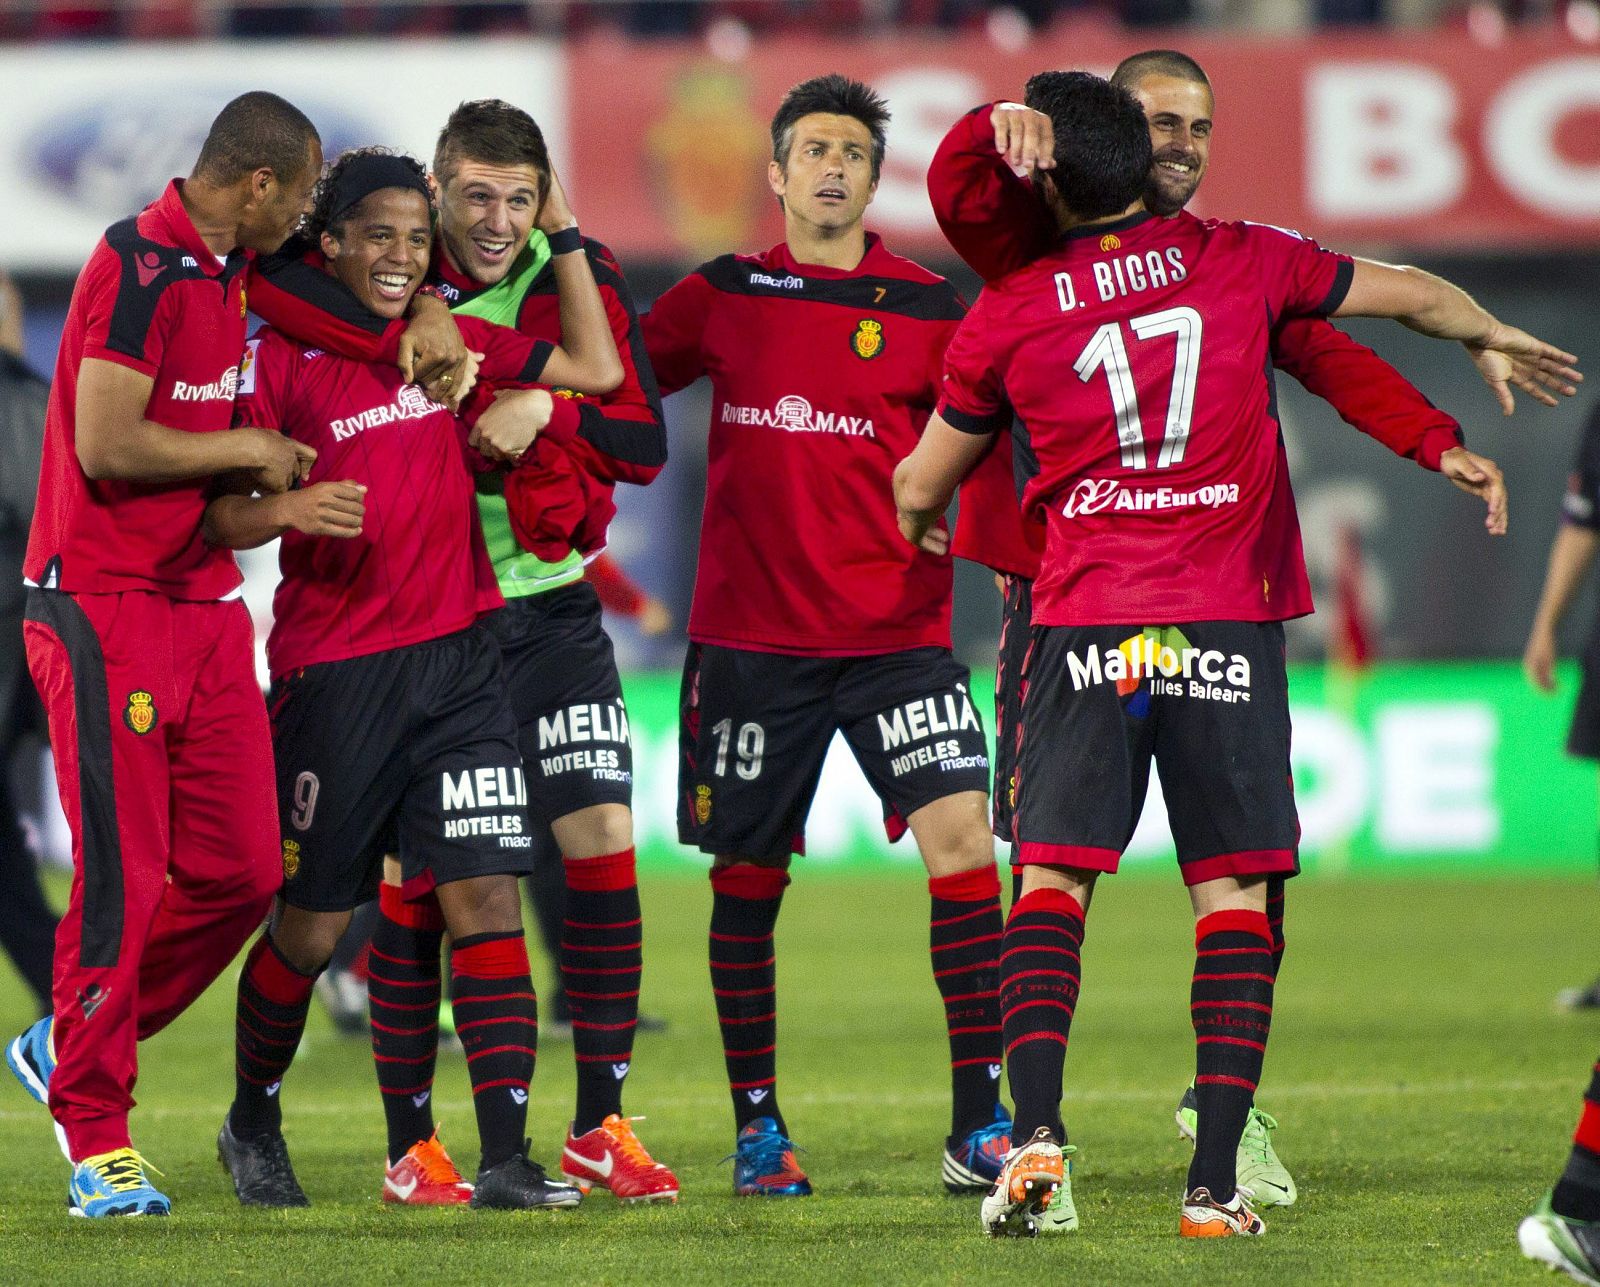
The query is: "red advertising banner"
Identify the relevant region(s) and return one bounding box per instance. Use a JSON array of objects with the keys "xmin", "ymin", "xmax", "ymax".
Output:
[{"xmin": 567, "ymin": 30, "xmax": 1600, "ymax": 260}]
